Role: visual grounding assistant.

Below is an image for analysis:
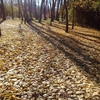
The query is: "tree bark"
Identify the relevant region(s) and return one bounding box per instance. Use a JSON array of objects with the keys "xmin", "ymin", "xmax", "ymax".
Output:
[
  {"xmin": 17, "ymin": 0, "xmax": 21, "ymax": 18},
  {"xmin": 28, "ymin": 0, "xmax": 33, "ymax": 21},
  {"xmin": 17, "ymin": 0, "xmax": 23, "ymax": 19},
  {"xmin": 61, "ymin": 0, "xmax": 64, "ymax": 22},
  {"xmin": 20, "ymin": 0, "xmax": 24, "ymax": 22},
  {"xmin": 56, "ymin": 0, "xmax": 60, "ymax": 21},
  {"xmin": 64, "ymin": 0, "xmax": 68, "ymax": 32},
  {"xmin": 72, "ymin": 0, "xmax": 75, "ymax": 29},
  {"xmin": 51, "ymin": 0, "xmax": 56, "ymax": 22},
  {"xmin": 11, "ymin": 0, "xmax": 14, "ymax": 19},
  {"xmin": 50, "ymin": 0, "xmax": 57, "ymax": 25},
  {"xmin": 43, "ymin": 2, "xmax": 46, "ymax": 20},
  {"xmin": 39, "ymin": 0, "xmax": 45, "ymax": 23},
  {"xmin": 33, "ymin": 0, "xmax": 38, "ymax": 20},
  {"xmin": 1, "ymin": 0, "xmax": 6, "ymax": 21},
  {"xmin": 0, "ymin": 27, "xmax": 1, "ymax": 37},
  {"xmin": 24, "ymin": 0, "xmax": 29, "ymax": 23}
]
